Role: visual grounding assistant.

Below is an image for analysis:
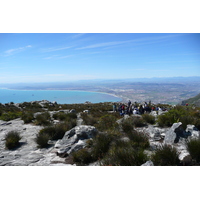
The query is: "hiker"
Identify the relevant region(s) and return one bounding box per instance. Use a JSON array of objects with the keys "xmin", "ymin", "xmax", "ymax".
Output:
[
  {"xmin": 139, "ymin": 105, "xmax": 144, "ymax": 115},
  {"xmin": 113, "ymin": 103, "xmax": 117, "ymax": 112},
  {"xmin": 128, "ymin": 100, "xmax": 131, "ymax": 107}
]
